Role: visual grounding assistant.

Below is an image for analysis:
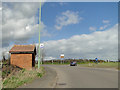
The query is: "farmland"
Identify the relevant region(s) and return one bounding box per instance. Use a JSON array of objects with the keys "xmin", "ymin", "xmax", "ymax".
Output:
[{"xmin": 41, "ymin": 59, "xmax": 119, "ymax": 70}]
